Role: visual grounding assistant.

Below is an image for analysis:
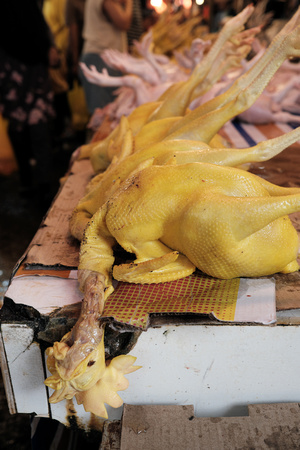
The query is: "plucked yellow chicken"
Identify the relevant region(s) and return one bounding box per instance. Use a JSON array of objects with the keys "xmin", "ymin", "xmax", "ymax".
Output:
[
  {"xmin": 44, "ymin": 8, "xmax": 300, "ymax": 419},
  {"xmin": 96, "ymin": 163, "xmax": 300, "ymax": 282},
  {"xmin": 70, "ymin": 10, "xmax": 300, "ymax": 241},
  {"xmin": 151, "ymin": 9, "xmax": 202, "ymax": 55}
]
